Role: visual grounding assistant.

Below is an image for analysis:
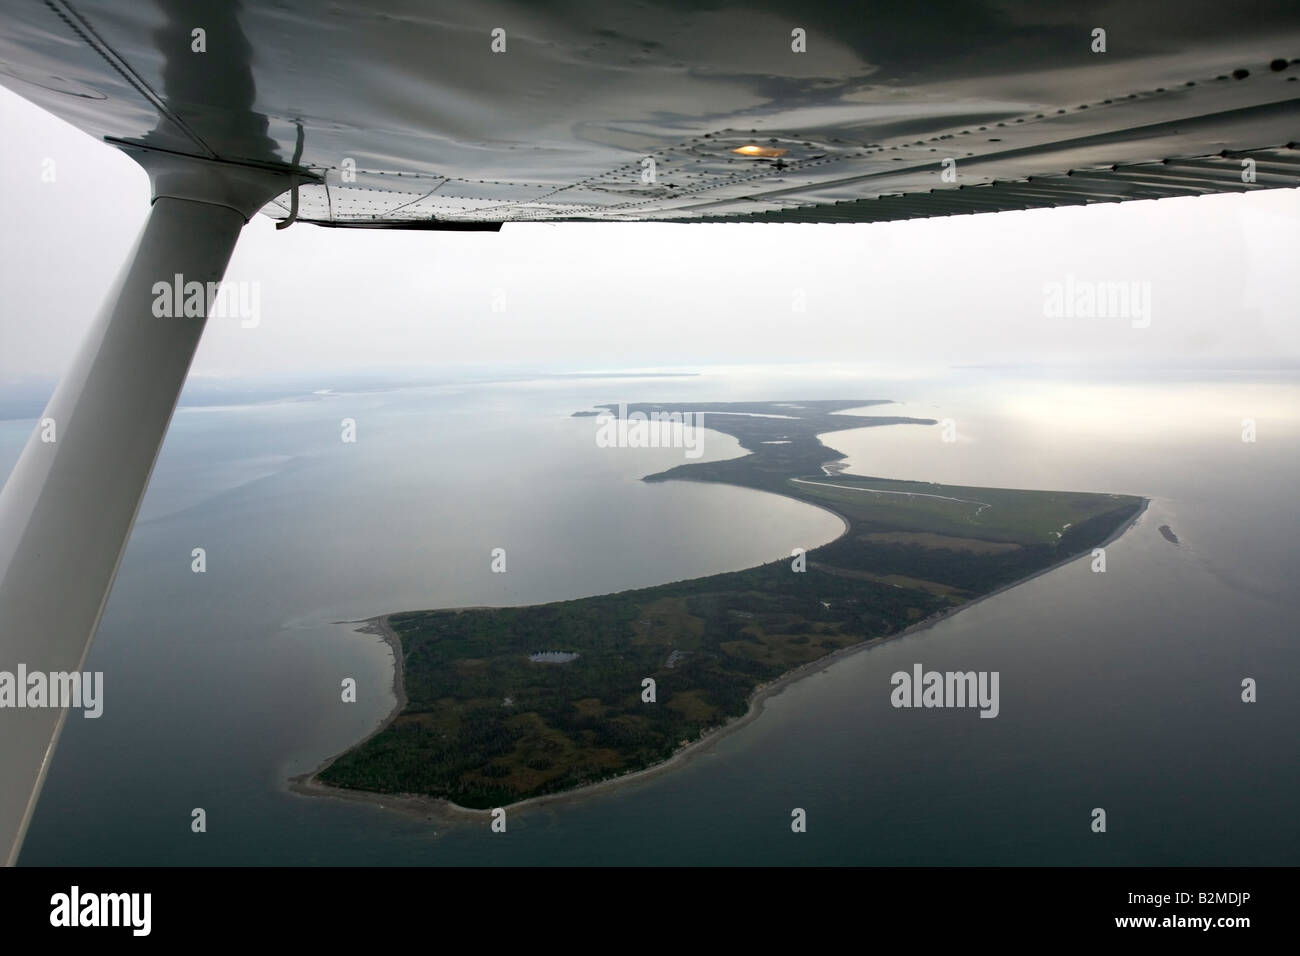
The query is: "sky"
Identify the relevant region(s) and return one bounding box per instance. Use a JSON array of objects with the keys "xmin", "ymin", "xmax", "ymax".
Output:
[{"xmin": 1, "ymin": 82, "xmax": 1297, "ymax": 386}]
